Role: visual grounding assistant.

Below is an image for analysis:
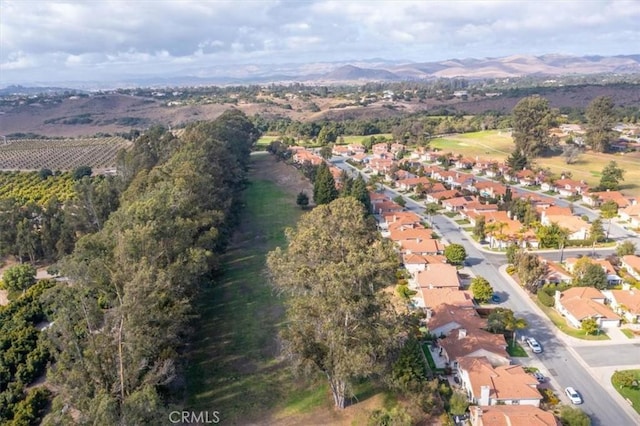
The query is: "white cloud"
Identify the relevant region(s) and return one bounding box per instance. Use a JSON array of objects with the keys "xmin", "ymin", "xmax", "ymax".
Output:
[{"xmin": 0, "ymin": 0, "xmax": 638, "ymax": 84}]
